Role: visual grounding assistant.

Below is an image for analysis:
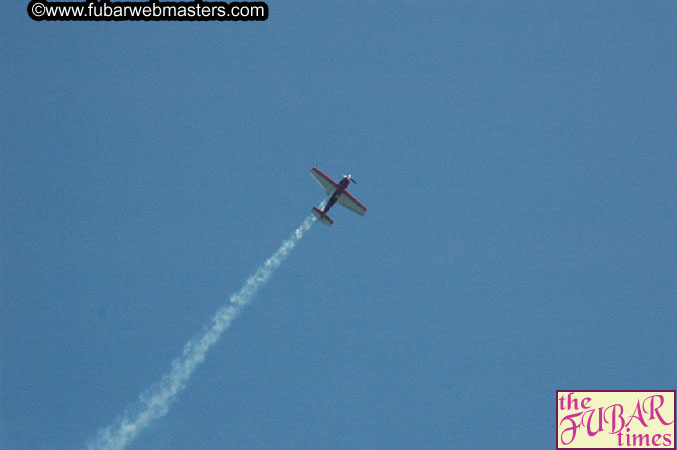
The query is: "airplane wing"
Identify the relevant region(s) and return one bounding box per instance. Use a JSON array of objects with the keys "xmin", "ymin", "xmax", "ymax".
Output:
[
  {"xmin": 310, "ymin": 167, "xmax": 338, "ymax": 195},
  {"xmin": 338, "ymin": 190, "xmax": 367, "ymax": 216}
]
